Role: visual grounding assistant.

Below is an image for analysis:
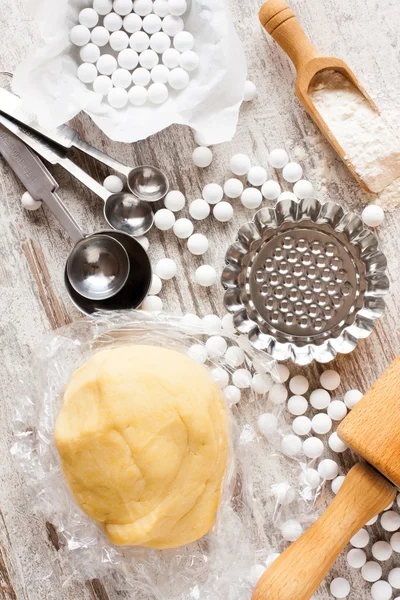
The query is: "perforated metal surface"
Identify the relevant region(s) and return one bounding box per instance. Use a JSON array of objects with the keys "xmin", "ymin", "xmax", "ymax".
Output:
[
  {"xmin": 222, "ymin": 198, "xmax": 389, "ymax": 364},
  {"xmin": 249, "ymin": 226, "xmax": 360, "ymax": 340}
]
